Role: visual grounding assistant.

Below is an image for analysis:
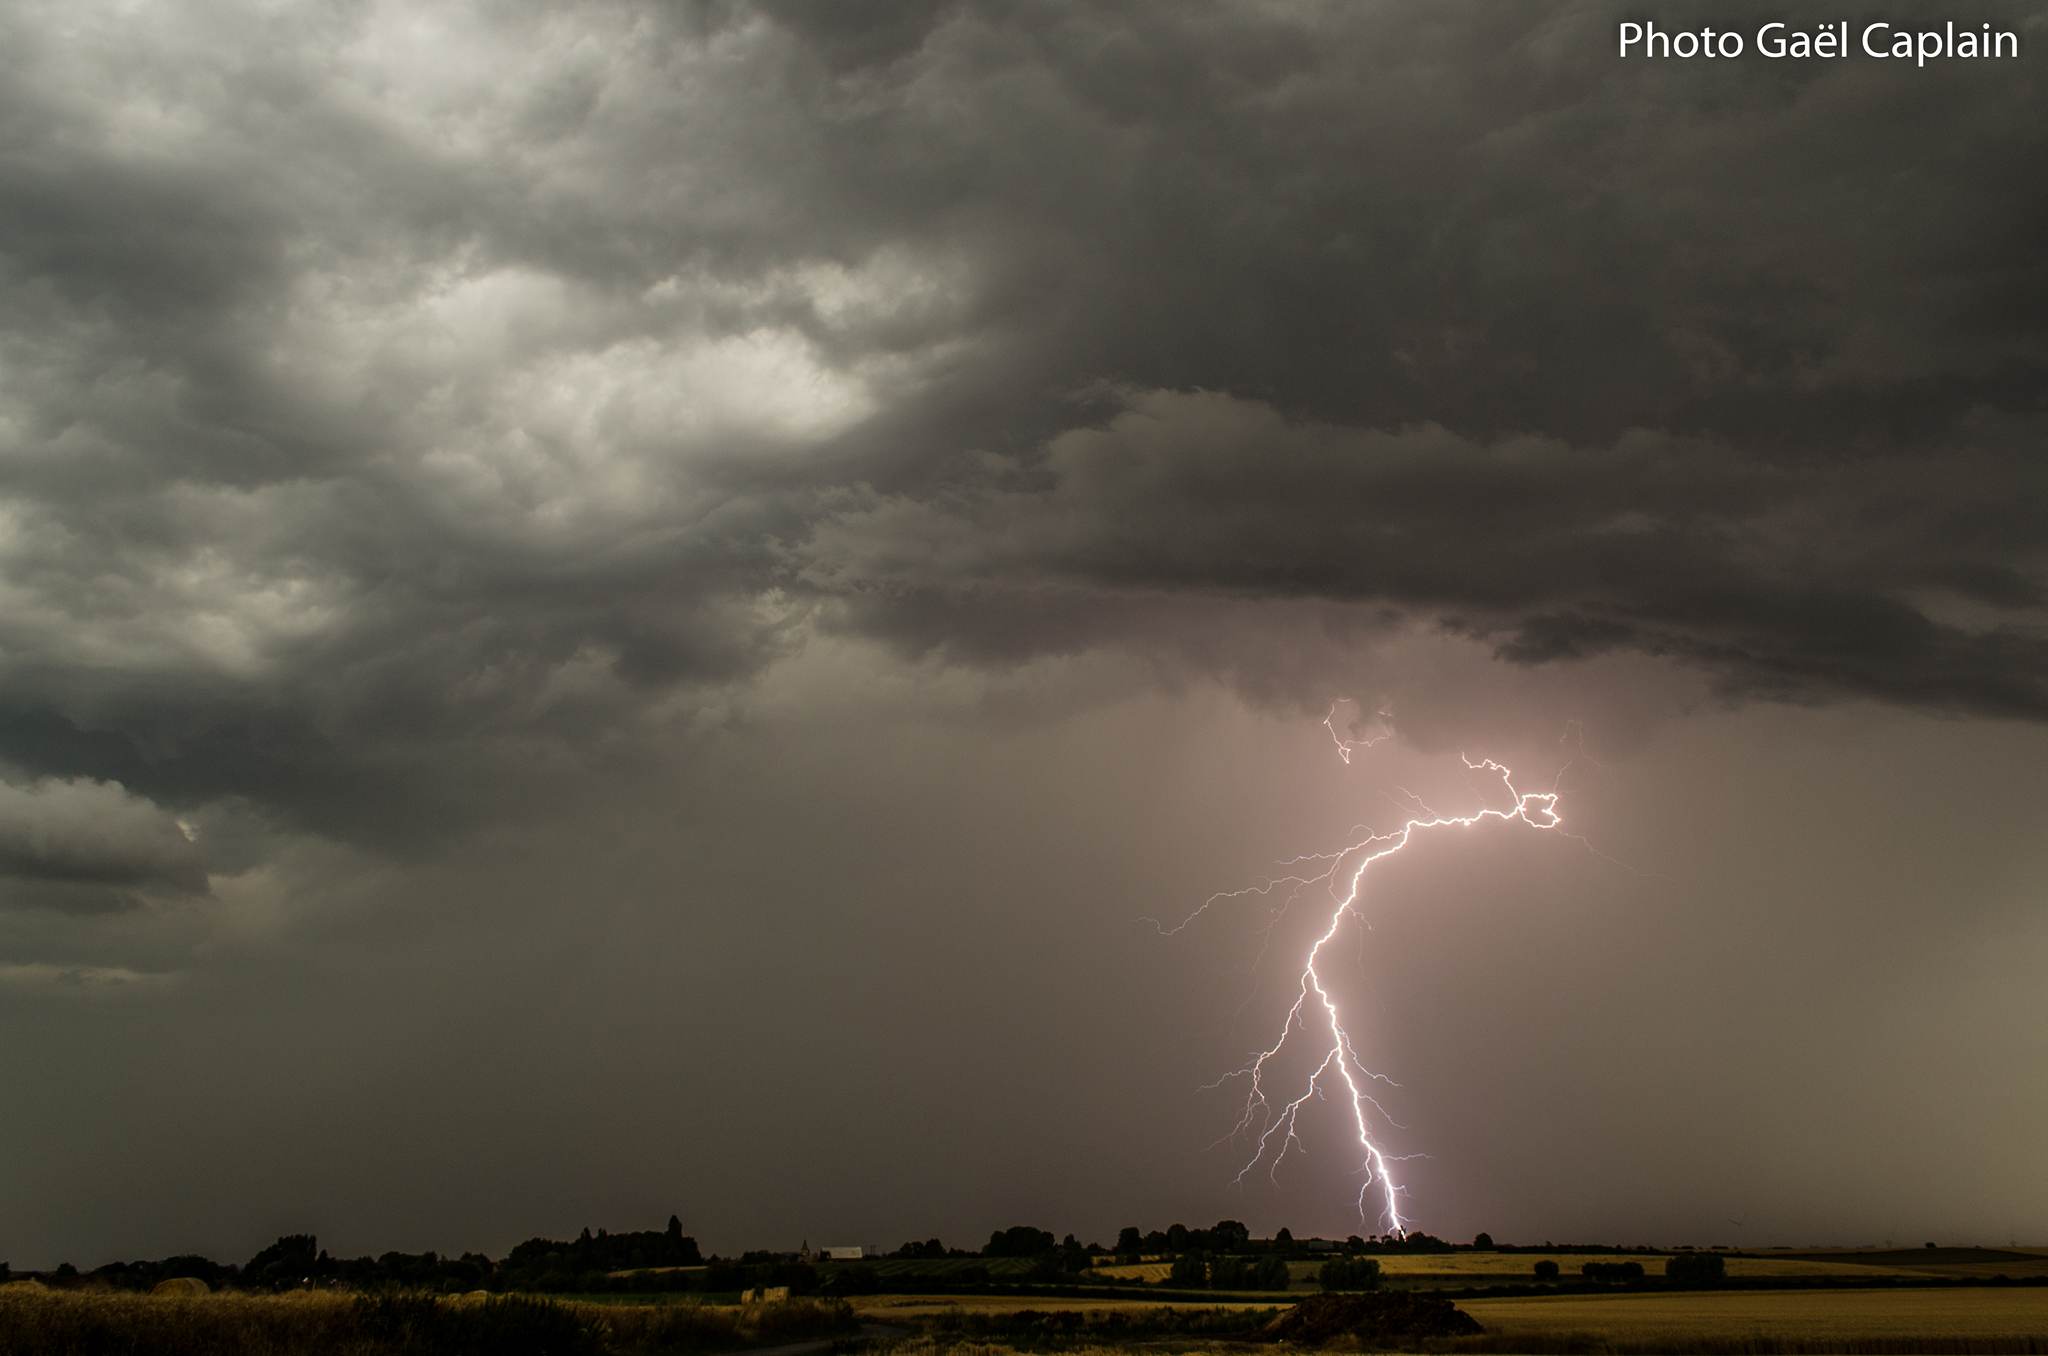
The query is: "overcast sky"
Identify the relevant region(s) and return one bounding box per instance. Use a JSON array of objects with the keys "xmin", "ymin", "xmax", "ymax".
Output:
[{"xmin": 3, "ymin": 0, "xmax": 2046, "ymax": 1268}]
